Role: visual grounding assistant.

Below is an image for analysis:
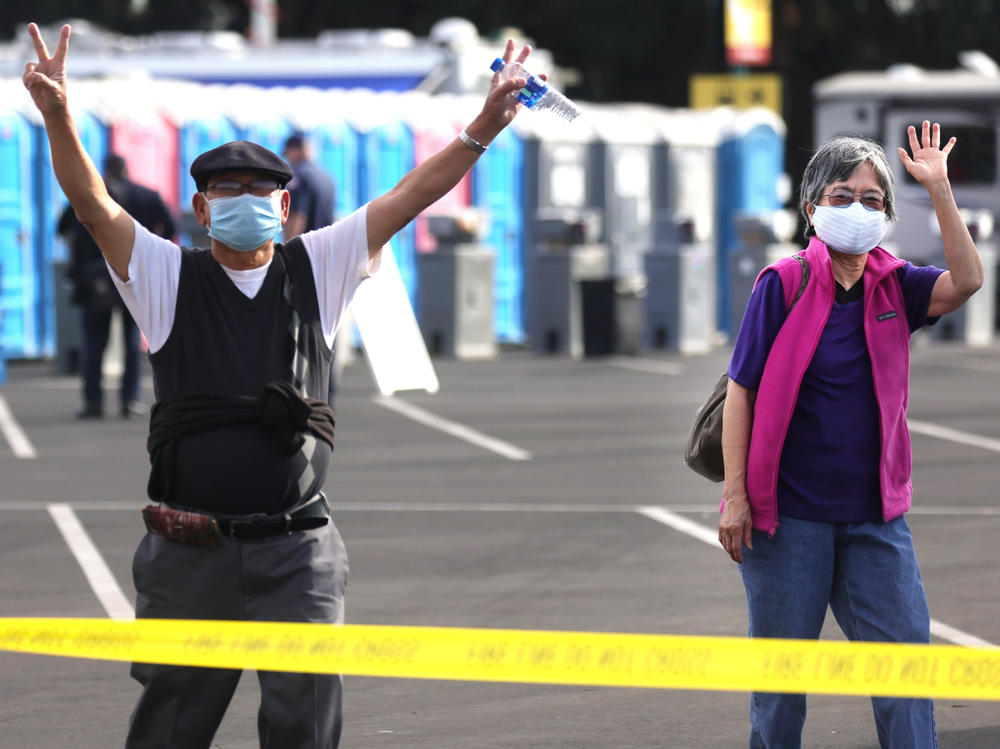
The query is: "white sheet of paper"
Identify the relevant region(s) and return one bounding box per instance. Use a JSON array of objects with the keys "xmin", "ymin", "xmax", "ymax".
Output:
[{"xmin": 350, "ymin": 243, "xmax": 440, "ymax": 395}]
